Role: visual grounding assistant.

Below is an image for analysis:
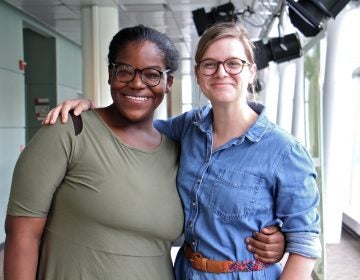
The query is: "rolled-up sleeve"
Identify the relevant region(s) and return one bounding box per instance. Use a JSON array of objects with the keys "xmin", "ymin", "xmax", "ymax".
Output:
[
  {"xmin": 275, "ymin": 141, "xmax": 322, "ymax": 259},
  {"xmin": 286, "ymin": 232, "xmax": 322, "ymax": 258}
]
